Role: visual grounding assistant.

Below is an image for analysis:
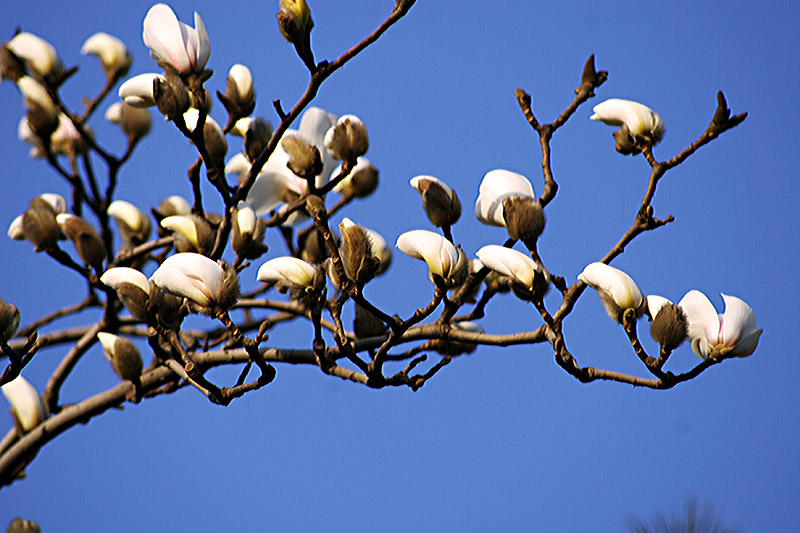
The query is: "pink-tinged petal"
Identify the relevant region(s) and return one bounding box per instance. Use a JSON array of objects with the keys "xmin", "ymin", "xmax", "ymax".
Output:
[
  {"xmin": 678, "ymin": 290, "xmax": 720, "ymax": 346},
  {"xmin": 731, "ymin": 329, "xmax": 763, "ymax": 358},
  {"xmin": 143, "ymin": 4, "xmax": 192, "ymax": 74},
  {"xmin": 475, "ymin": 169, "xmax": 535, "ymax": 226},
  {"xmin": 192, "ymin": 12, "xmax": 211, "ymax": 71},
  {"xmin": 690, "ymin": 336, "xmax": 712, "ymax": 360},
  {"xmin": 1, "ymin": 375, "xmax": 47, "ymax": 431},
  {"xmin": 719, "ymin": 293, "xmax": 758, "ymax": 348}
]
